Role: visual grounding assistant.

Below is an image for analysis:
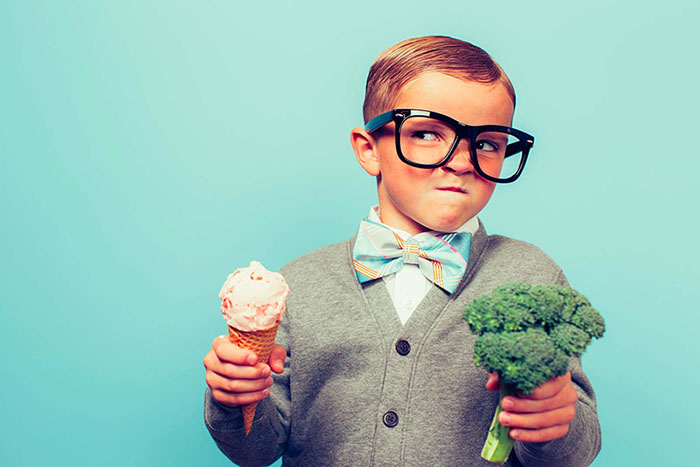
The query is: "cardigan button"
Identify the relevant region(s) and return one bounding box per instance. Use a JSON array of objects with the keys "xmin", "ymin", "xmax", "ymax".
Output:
[
  {"xmin": 395, "ymin": 339, "xmax": 411, "ymax": 356},
  {"xmin": 383, "ymin": 411, "xmax": 399, "ymax": 428}
]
